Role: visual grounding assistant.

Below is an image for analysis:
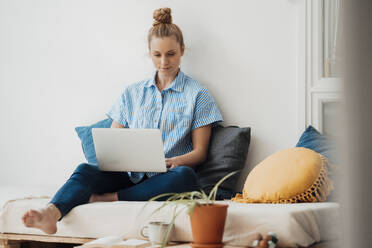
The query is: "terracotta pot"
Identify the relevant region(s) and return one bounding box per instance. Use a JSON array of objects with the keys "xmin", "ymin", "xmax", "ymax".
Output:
[{"xmin": 189, "ymin": 203, "xmax": 228, "ymax": 245}]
